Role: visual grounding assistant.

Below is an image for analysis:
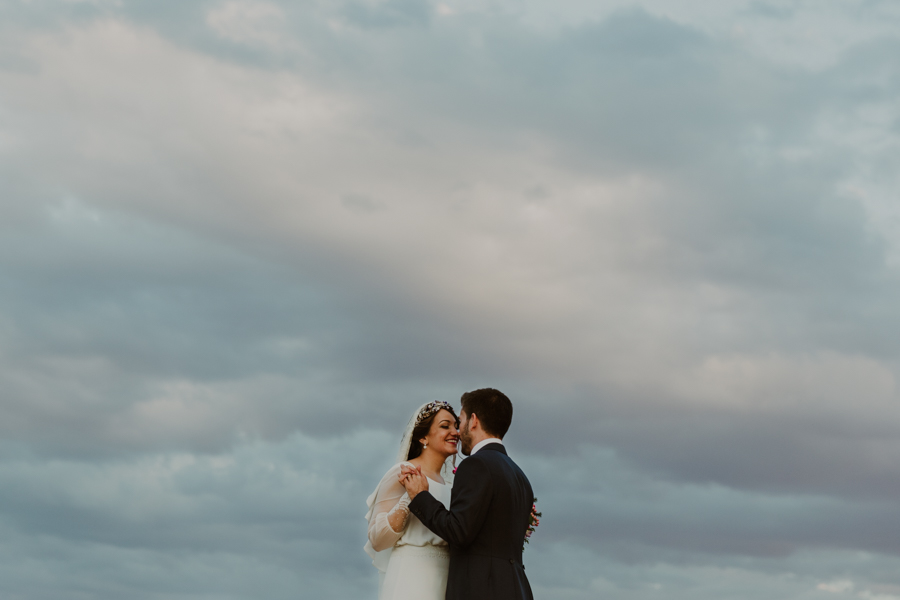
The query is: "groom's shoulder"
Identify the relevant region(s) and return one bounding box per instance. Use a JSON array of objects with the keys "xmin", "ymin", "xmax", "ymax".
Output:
[
  {"xmin": 458, "ymin": 443, "xmax": 512, "ymax": 469},
  {"xmin": 454, "ymin": 453, "xmax": 493, "ymax": 478},
  {"xmin": 475, "ymin": 443, "xmax": 511, "ymax": 463},
  {"xmin": 480, "ymin": 446, "xmax": 529, "ymax": 478}
]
